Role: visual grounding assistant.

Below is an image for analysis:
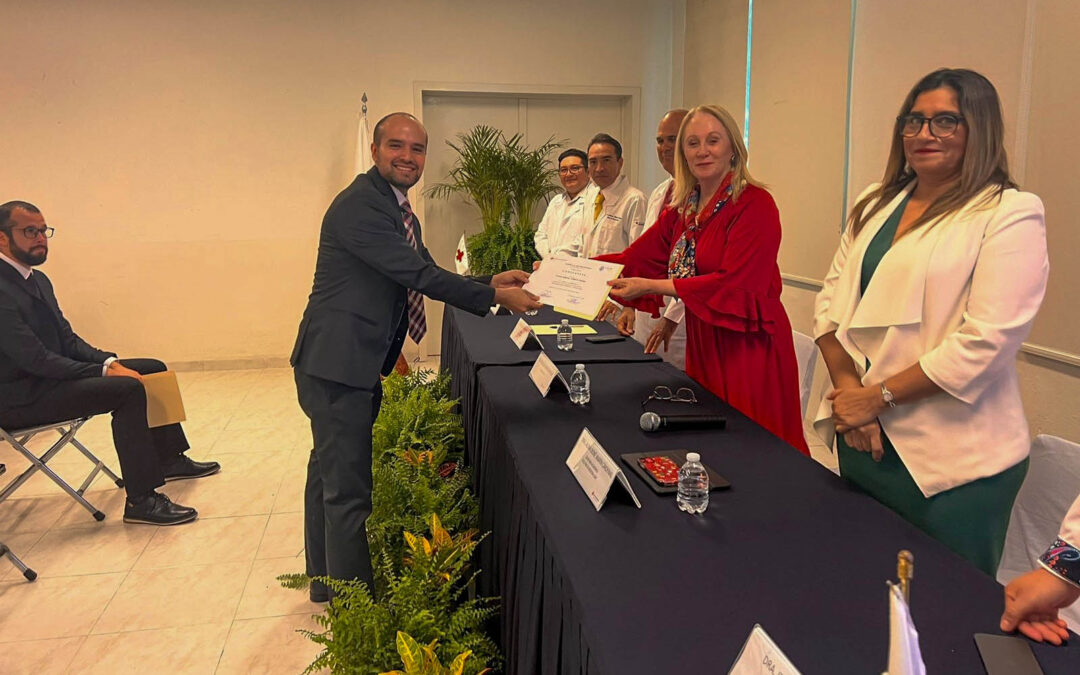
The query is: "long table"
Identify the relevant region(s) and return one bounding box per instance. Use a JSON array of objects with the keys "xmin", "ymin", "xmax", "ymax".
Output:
[
  {"xmin": 471, "ymin": 361, "xmax": 1080, "ymax": 674},
  {"xmin": 439, "ymin": 305, "xmax": 661, "ymax": 467},
  {"xmin": 435, "ymin": 306, "xmax": 1080, "ymax": 674}
]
